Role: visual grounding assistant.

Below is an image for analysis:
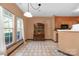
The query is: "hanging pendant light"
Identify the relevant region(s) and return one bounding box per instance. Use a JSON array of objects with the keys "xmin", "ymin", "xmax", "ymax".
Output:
[
  {"xmin": 73, "ymin": 8, "xmax": 79, "ymax": 12},
  {"xmin": 24, "ymin": 3, "xmax": 41, "ymax": 17},
  {"xmin": 24, "ymin": 12, "xmax": 32, "ymax": 17},
  {"xmin": 24, "ymin": 3, "xmax": 32, "ymax": 17}
]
